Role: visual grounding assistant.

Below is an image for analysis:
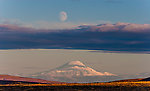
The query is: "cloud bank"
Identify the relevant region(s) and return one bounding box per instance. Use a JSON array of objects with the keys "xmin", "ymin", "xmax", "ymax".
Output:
[{"xmin": 0, "ymin": 23, "xmax": 150, "ymax": 53}]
